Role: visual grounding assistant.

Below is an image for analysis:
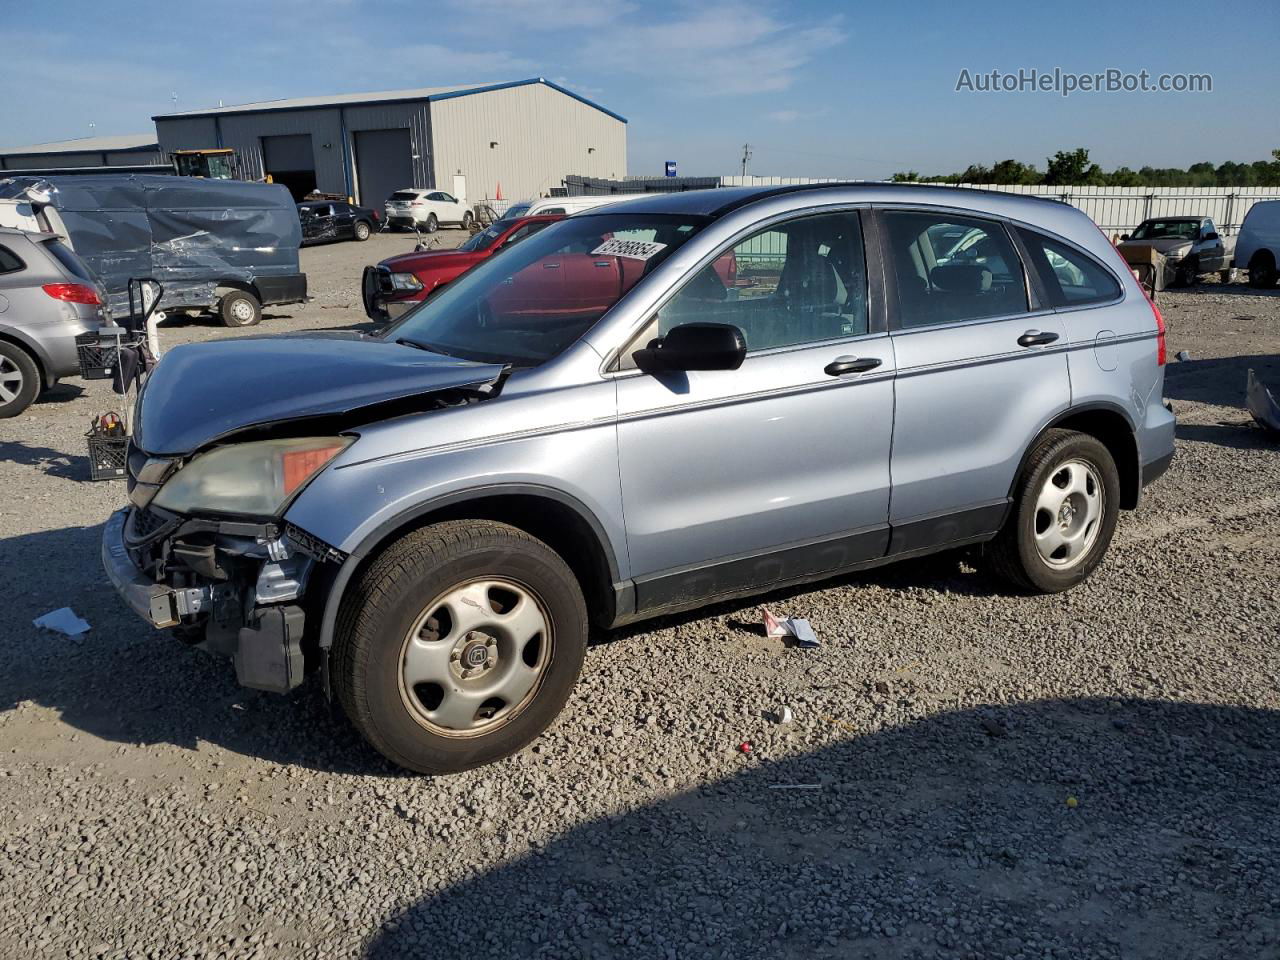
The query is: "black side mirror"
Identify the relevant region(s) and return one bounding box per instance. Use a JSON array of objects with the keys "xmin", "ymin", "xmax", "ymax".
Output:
[
  {"xmin": 1120, "ymin": 234, "xmax": 1131, "ymax": 242},
  {"xmin": 1203, "ymin": 231, "xmax": 1219, "ymax": 242},
  {"xmin": 633, "ymin": 322, "xmax": 747, "ymax": 374}
]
